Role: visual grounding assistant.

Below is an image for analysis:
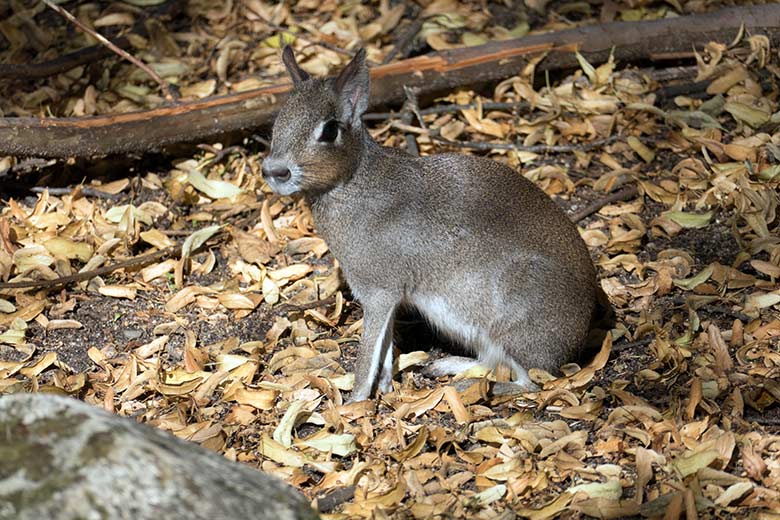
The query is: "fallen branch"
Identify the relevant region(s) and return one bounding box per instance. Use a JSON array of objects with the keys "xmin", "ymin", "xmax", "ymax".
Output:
[
  {"xmin": 744, "ymin": 413, "xmax": 780, "ymax": 427},
  {"xmin": 0, "ymin": 246, "xmax": 180, "ymax": 293},
  {"xmin": 2, "ymin": 5, "xmax": 780, "ymax": 158},
  {"xmin": 29, "ymin": 185, "xmax": 122, "ymax": 199},
  {"xmin": 363, "ymin": 101, "xmax": 530, "ymax": 121},
  {"xmin": 383, "ymin": 15, "xmax": 426, "ymax": 64},
  {"xmin": 570, "ymin": 185, "xmax": 640, "ymax": 222},
  {"xmin": 432, "ymin": 134, "xmax": 620, "ymax": 154},
  {"xmin": 612, "ymin": 336, "xmax": 654, "ymax": 354},
  {"xmin": 42, "ymin": 0, "xmax": 177, "ymax": 103},
  {"xmin": 0, "ymin": 38, "xmax": 130, "ymax": 80},
  {"xmin": 400, "ymin": 107, "xmax": 419, "ymax": 156},
  {"xmin": 272, "ymin": 296, "xmax": 337, "ymax": 316},
  {"xmin": 315, "ymin": 486, "xmax": 356, "ymax": 513},
  {"xmin": 0, "ymin": 158, "xmax": 56, "ymax": 176},
  {"xmin": 0, "ymin": 1, "xmax": 180, "ymax": 81},
  {"xmin": 0, "ymin": 178, "xmax": 128, "ymax": 199}
]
